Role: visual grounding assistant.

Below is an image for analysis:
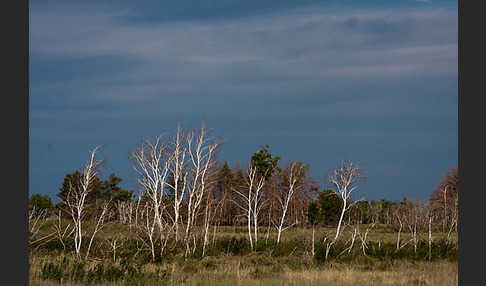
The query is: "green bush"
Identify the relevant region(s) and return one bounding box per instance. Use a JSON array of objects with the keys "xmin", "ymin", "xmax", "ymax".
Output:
[
  {"xmin": 41, "ymin": 262, "xmax": 63, "ymax": 282},
  {"xmin": 272, "ymin": 240, "xmax": 300, "ymax": 257},
  {"xmin": 71, "ymin": 261, "xmax": 85, "ymax": 282},
  {"xmin": 213, "ymin": 236, "xmax": 250, "ymax": 256},
  {"xmin": 255, "ymin": 240, "xmax": 274, "ymax": 252},
  {"xmin": 87, "ymin": 263, "xmax": 105, "ymax": 283}
]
